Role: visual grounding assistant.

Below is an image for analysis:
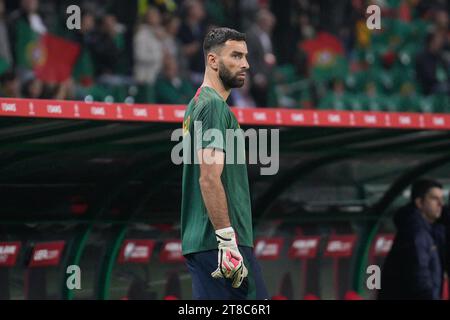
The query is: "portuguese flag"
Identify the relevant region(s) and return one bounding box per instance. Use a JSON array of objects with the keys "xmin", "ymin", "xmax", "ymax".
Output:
[
  {"xmin": 72, "ymin": 47, "xmax": 95, "ymax": 87},
  {"xmin": 14, "ymin": 18, "xmax": 40, "ymax": 69},
  {"xmin": 33, "ymin": 34, "xmax": 80, "ymax": 83},
  {"xmin": 300, "ymin": 32, "xmax": 348, "ymax": 82},
  {"xmin": 15, "ymin": 19, "xmax": 80, "ymax": 83}
]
